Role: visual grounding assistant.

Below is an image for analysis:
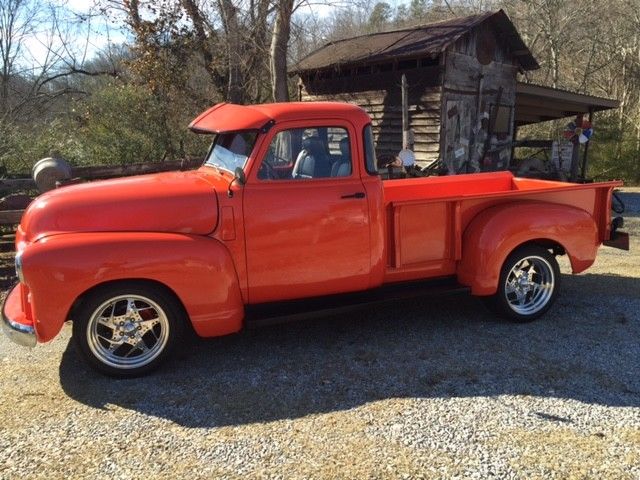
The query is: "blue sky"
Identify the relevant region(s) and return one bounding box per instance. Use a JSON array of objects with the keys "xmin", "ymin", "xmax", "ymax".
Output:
[{"xmin": 23, "ymin": 0, "xmax": 129, "ymax": 70}]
